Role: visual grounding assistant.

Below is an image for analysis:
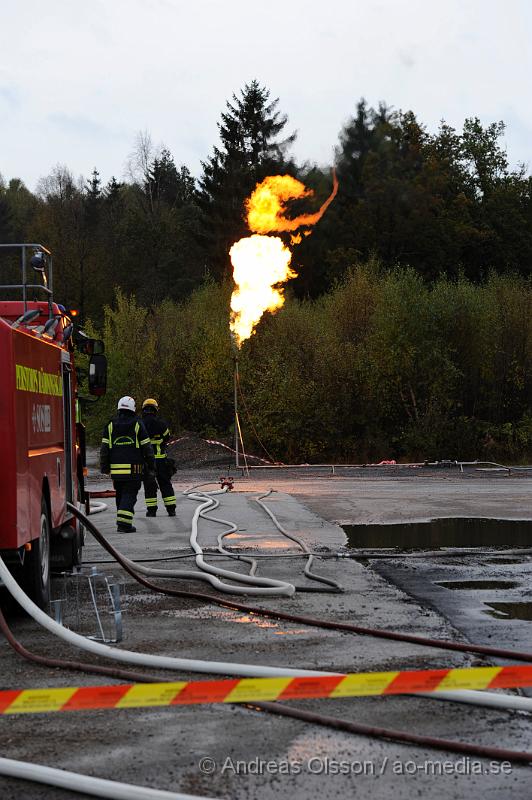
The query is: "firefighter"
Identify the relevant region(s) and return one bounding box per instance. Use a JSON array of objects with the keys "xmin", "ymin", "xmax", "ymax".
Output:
[
  {"xmin": 141, "ymin": 398, "xmax": 177, "ymax": 517},
  {"xmin": 100, "ymin": 396, "xmax": 155, "ymax": 533}
]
